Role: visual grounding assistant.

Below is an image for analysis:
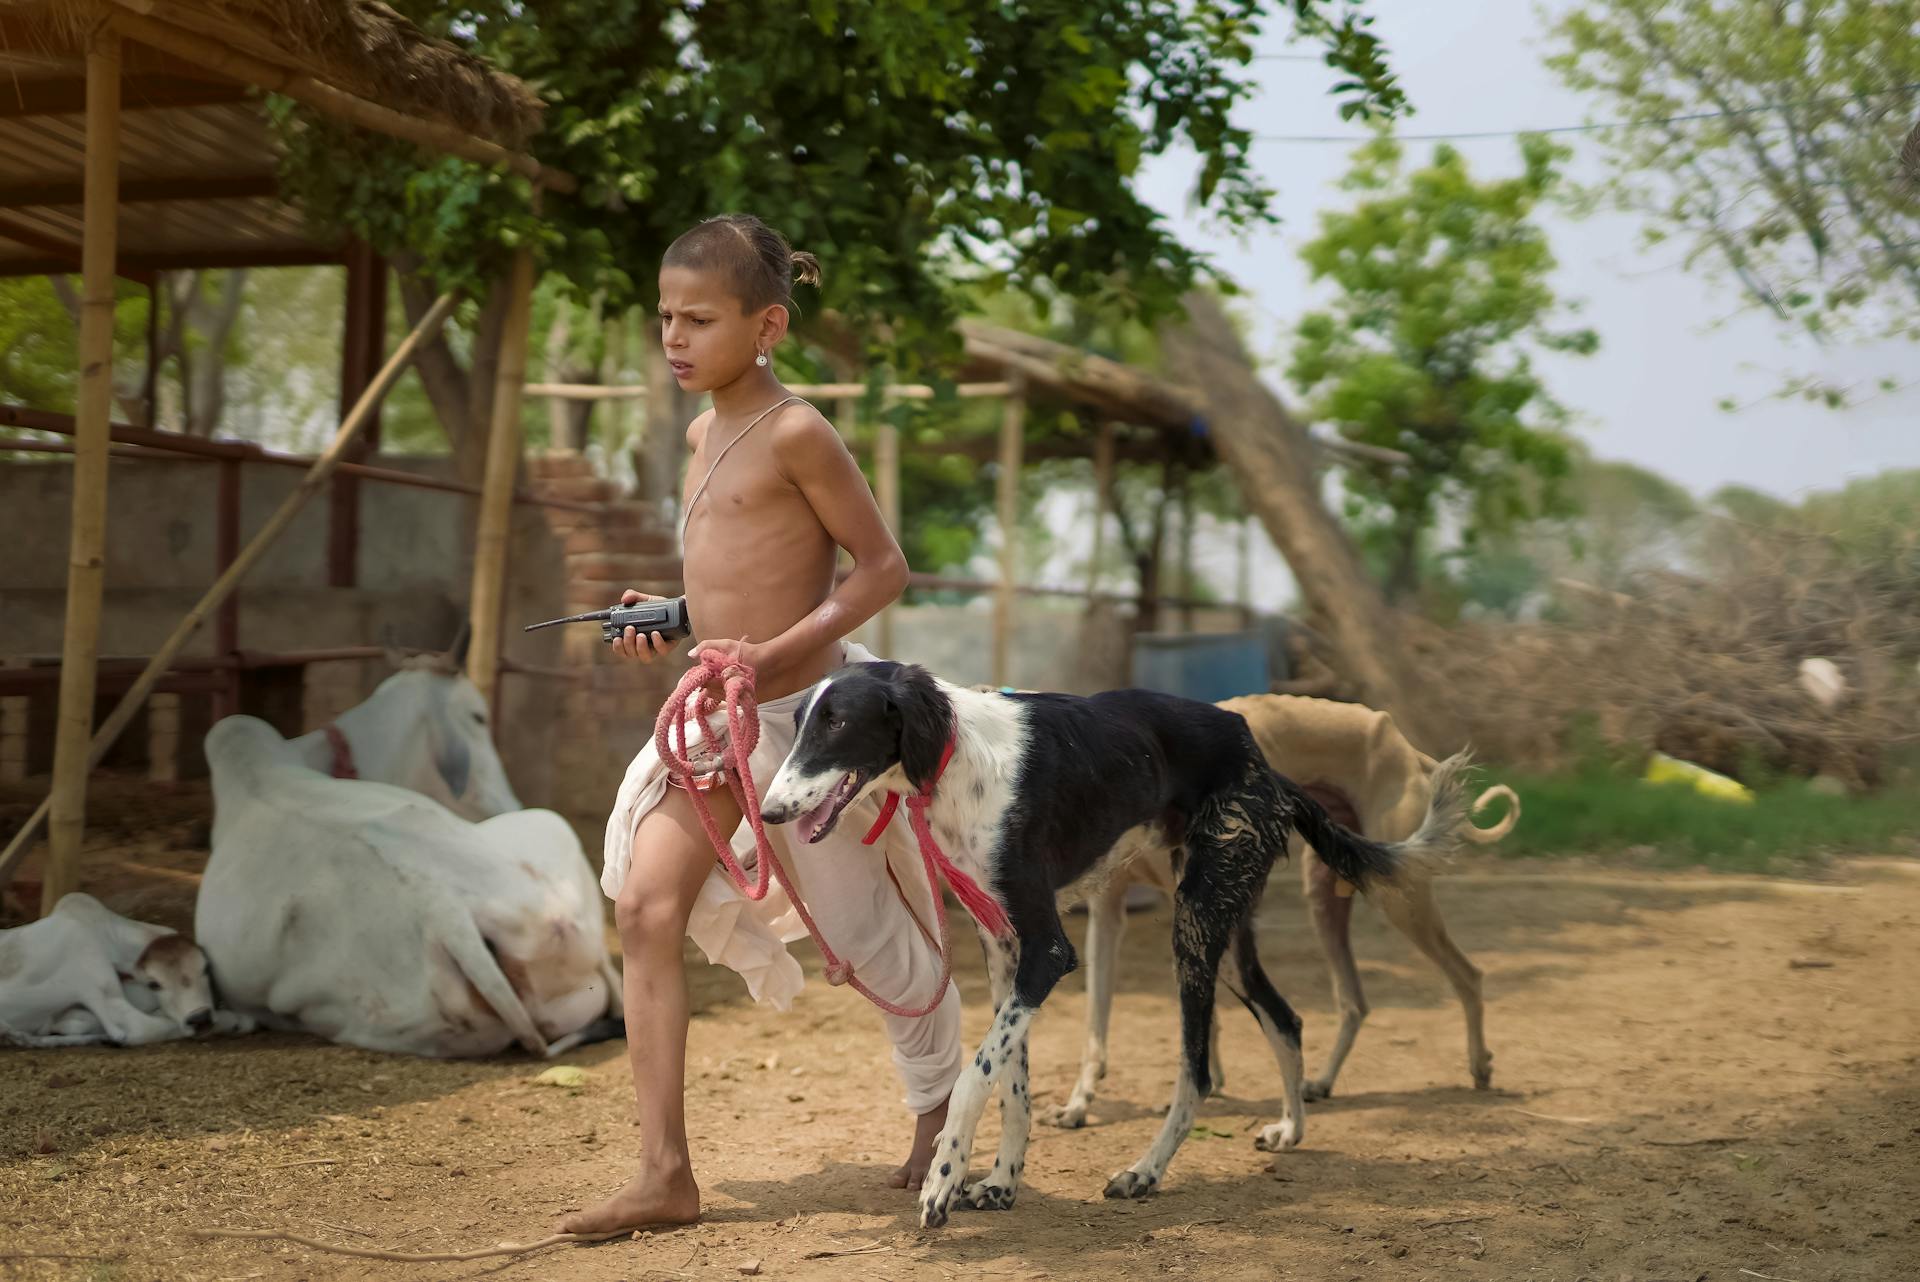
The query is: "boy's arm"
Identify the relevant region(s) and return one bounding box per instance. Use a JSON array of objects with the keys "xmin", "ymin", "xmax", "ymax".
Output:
[{"xmin": 732, "ymin": 411, "xmax": 907, "ymax": 673}]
